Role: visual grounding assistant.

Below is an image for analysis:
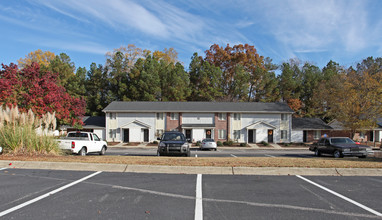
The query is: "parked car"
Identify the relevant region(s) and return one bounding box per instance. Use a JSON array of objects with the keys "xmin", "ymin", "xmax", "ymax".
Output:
[
  {"xmin": 309, "ymin": 137, "xmax": 373, "ymax": 158},
  {"xmin": 157, "ymin": 131, "xmax": 190, "ymax": 157},
  {"xmin": 58, "ymin": 131, "xmax": 107, "ymax": 156},
  {"xmin": 200, "ymin": 138, "xmax": 217, "ymax": 151}
]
